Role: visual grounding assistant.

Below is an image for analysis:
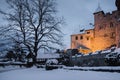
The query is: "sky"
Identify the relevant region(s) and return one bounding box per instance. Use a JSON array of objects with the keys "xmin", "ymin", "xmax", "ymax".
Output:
[{"xmin": 0, "ymin": 0, "xmax": 117, "ymax": 49}]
